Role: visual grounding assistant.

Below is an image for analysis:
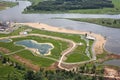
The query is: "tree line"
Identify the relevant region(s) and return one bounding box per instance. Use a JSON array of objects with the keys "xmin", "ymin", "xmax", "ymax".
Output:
[
  {"xmin": 0, "ymin": 53, "xmax": 105, "ymax": 80},
  {"xmin": 26, "ymin": 0, "xmax": 114, "ymax": 12}
]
